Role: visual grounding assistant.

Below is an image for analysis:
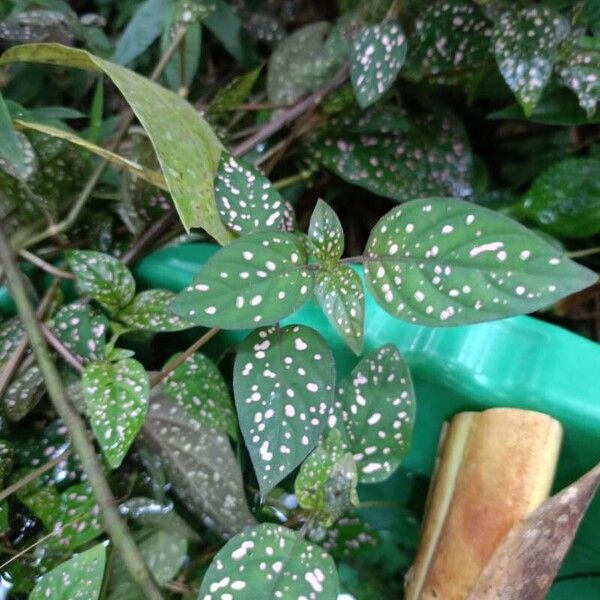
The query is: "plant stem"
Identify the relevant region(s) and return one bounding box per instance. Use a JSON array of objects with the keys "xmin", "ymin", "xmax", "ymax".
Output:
[
  {"xmin": 568, "ymin": 246, "xmax": 600, "ymax": 258},
  {"xmin": 273, "ymin": 170, "xmax": 313, "ymax": 190},
  {"xmin": 19, "ymin": 249, "xmax": 74, "ymax": 279},
  {"xmin": 149, "ymin": 326, "xmax": 220, "ymax": 387},
  {"xmin": 17, "ymin": 27, "xmax": 188, "ymax": 252},
  {"xmin": 231, "ymin": 65, "xmax": 349, "ymax": 157},
  {"xmin": 0, "ymin": 224, "xmax": 165, "ymax": 600}
]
